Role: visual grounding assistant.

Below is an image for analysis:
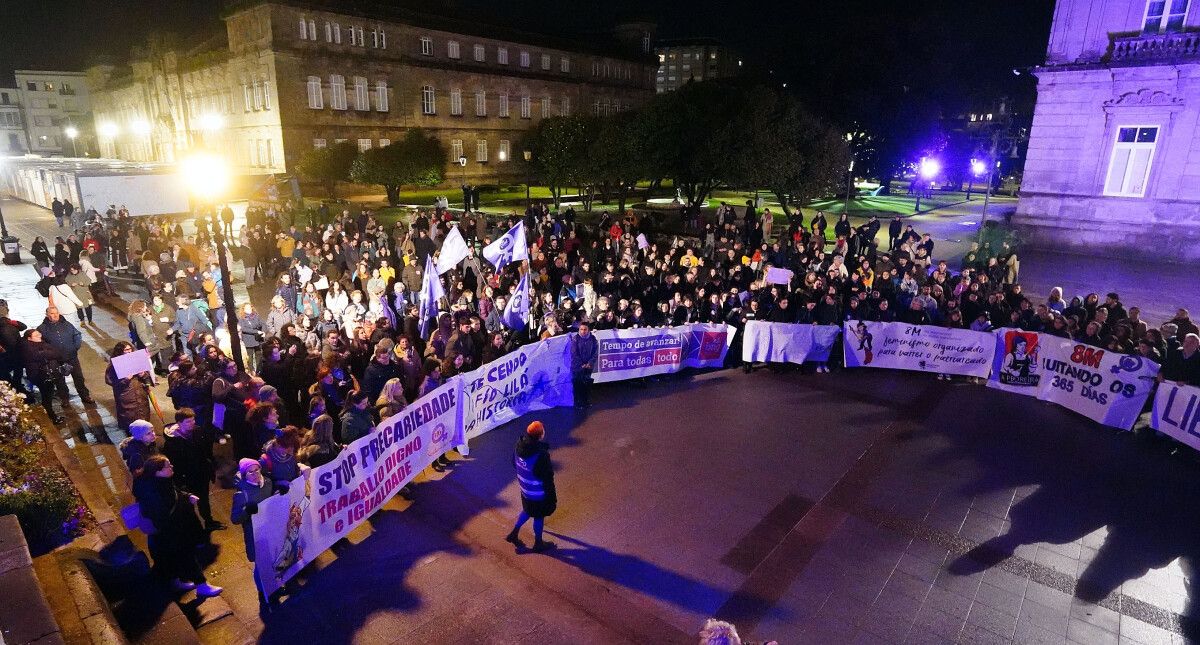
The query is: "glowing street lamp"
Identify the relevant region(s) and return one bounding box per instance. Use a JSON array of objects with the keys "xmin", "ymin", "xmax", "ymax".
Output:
[
  {"xmin": 967, "ymin": 158, "xmax": 987, "ymax": 201},
  {"xmin": 914, "ymin": 157, "xmax": 940, "ymax": 213},
  {"xmin": 181, "ymin": 151, "xmax": 243, "ymax": 371},
  {"xmin": 64, "ymin": 126, "xmax": 79, "ymax": 157}
]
